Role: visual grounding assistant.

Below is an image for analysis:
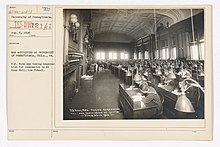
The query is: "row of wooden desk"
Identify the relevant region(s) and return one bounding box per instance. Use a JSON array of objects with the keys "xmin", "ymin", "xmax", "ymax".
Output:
[
  {"xmin": 110, "ymin": 65, "xmax": 204, "ymax": 119},
  {"xmin": 110, "ymin": 65, "xmax": 163, "ymax": 118},
  {"xmin": 109, "ymin": 65, "xmax": 132, "ymax": 85},
  {"xmin": 119, "ymin": 84, "xmax": 159, "ymax": 119}
]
